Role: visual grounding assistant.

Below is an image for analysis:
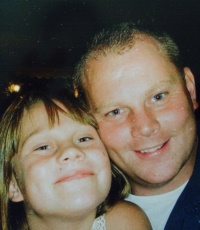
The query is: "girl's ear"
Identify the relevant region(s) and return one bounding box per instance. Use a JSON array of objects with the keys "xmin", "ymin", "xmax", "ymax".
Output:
[{"xmin": 9, "ymin": 176, "xmax": 24, "ymax": 202}]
